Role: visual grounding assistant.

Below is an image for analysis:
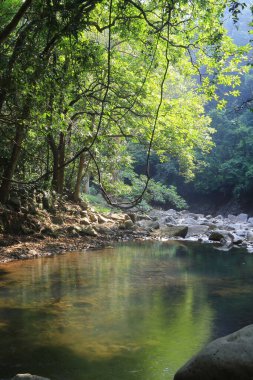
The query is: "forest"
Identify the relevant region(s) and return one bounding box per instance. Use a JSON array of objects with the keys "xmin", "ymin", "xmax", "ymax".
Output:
[{"xmin": 0, "ymin": 0, "xmax": 251, "ymax": 212}]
